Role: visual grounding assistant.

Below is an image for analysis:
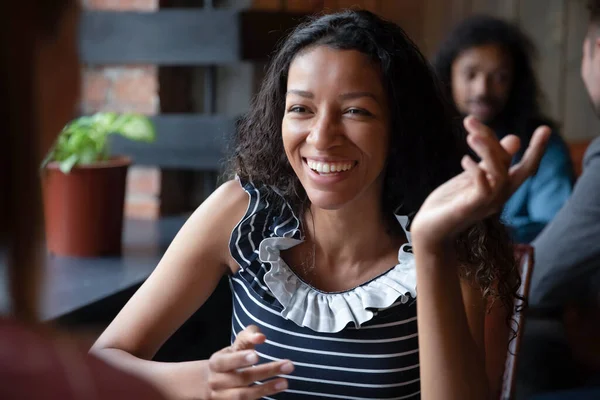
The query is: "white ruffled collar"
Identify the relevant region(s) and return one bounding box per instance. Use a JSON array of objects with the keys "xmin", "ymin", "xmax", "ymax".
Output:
[{"xmin": 260, "ymin": 215, "xmax": 417, "ymax": 333}]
